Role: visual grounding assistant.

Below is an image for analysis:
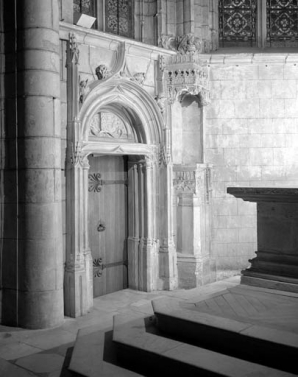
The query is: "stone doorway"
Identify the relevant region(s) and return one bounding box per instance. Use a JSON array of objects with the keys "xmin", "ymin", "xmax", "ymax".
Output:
[
  {"xmin": 64, "ymin": 76, "xmax": 177, "ymax": 318},
  {"xmin": 88, "ymin": 154, "xmax": 128, "ymax": 297}
]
